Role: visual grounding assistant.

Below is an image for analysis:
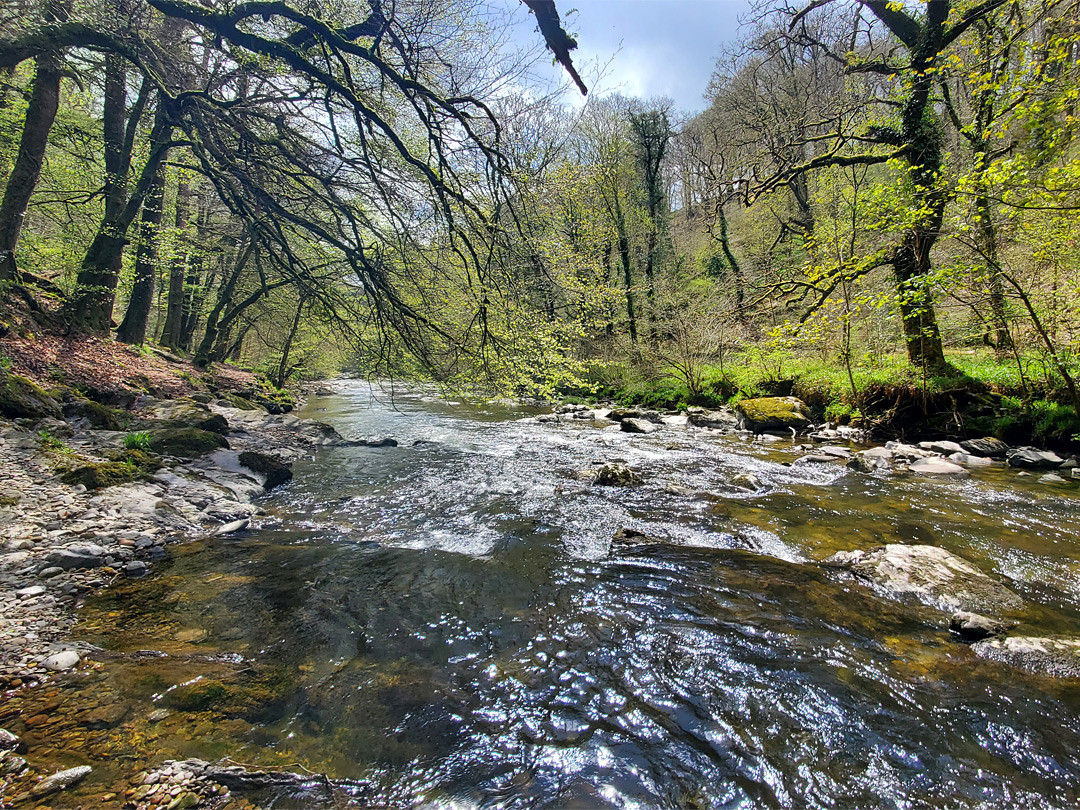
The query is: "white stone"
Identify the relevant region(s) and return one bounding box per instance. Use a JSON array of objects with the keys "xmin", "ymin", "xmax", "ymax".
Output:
[
  {"xmin": 41, "ymin": 650, "xmax": 80, "ymax": 671},
  {"xmin": 908, "ymin": 457, "xmax": 968, "ymax": 476}
]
